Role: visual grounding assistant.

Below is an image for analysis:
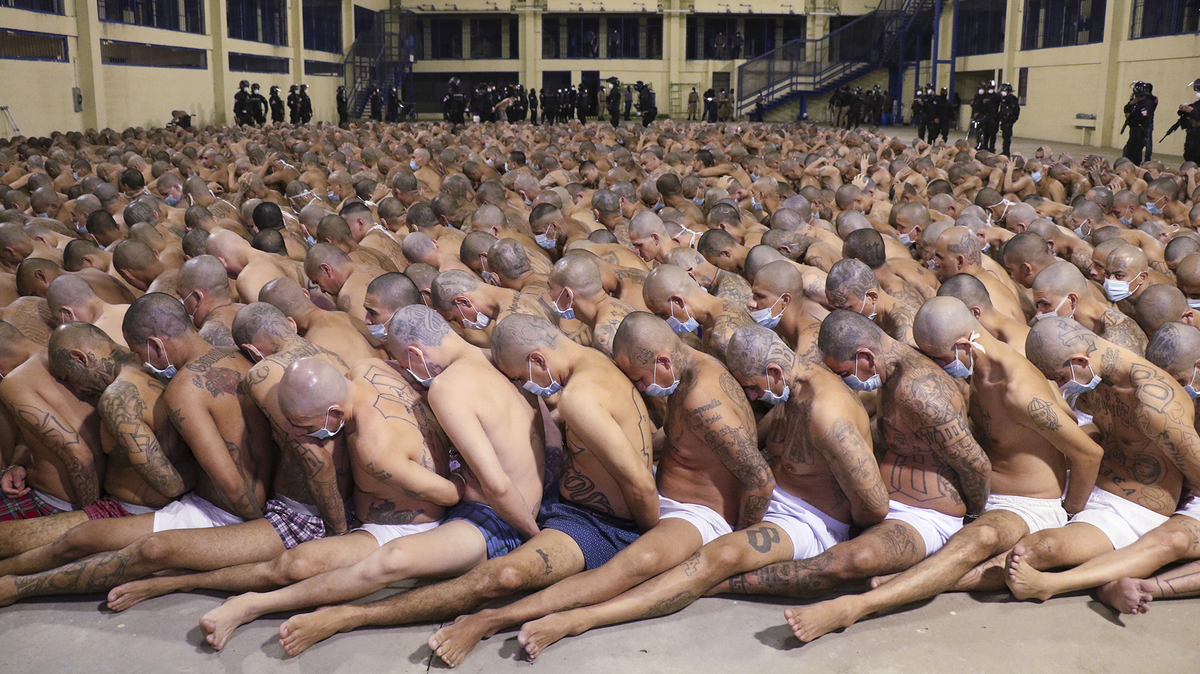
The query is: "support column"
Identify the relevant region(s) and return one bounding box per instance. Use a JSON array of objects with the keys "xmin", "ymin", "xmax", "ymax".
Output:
[
  {"xmin": 666, "ymin": 0, "xmax": 684, "ymax": 88},
  {"xmin": 520, "ymin": 8, "xmax": 540, "ymax": 87},
  {"xmin": 1096, "ymin": 0, "xmax": 1130, "ymax": 148},
  {"xmin": 209, "ymin": 0, "xmax": 231, "ymax": 125},
  {"xmin": 291, "ymin": 0, "xmax": 305, "ymax": 82},
  {"xmin": 73, "ymin": 0, "xmax": 106, "ymax": 130}
]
